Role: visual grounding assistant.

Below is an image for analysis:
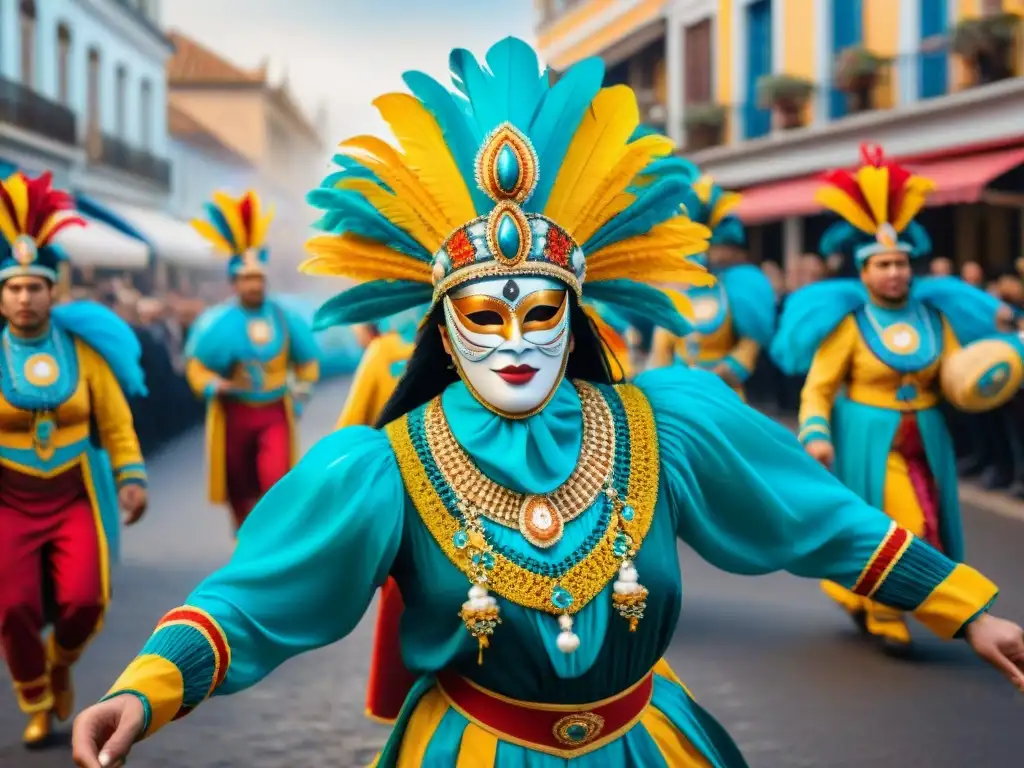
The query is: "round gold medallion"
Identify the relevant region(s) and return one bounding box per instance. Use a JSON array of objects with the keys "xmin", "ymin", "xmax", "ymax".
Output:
[
  {"xmin": 552, "ymin": 712, "xmax": 605, "ymax": 748},
  {"xmin": 247, "ymin": 318, "xmax": 273, "ymax": 345},
  {"xmin": 882, "ymin": 322, "xmax": 920, "ymax": 355},
  {"xmin": 23, "ymin": 353, "xmax": 59, "ymax": 387},
  {"xmin": 518, "ymin": 495, "xmax": 564, "ymax": 549},
  {"xmin": 691, "ymin": 297, "xmax": 720, "ymax": 322}
]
